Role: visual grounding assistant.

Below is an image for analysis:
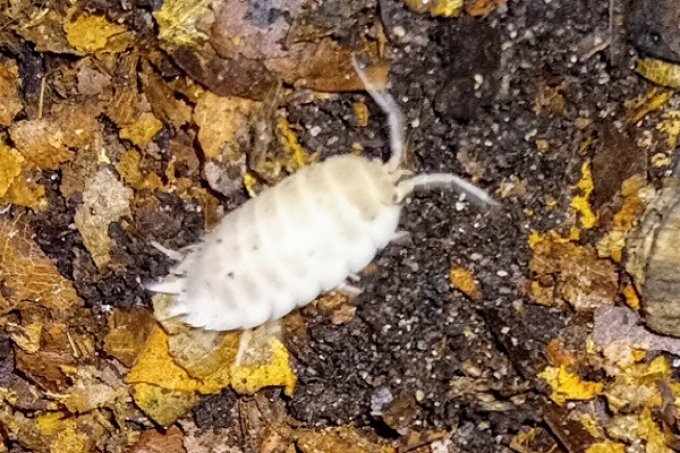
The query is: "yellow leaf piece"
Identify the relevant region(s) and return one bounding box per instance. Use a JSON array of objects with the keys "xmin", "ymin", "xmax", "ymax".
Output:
[
  {"xmin": 119, "ymin": 112, "xmax": 163, "ymax": 148},
  {"xmin": 626, "ymin": 88, "xmax": 673, "ymax": 125},
  {"xmin": 0, "ymin": 143, "xmax": 24, "ymax": 197},
  {"xmin": 194, "ymin": 91, "xmax": 260, "ymax": 160},
  {"xmin": 64, "ymin": 13, "xmax": 130, "ymax": 53},
  {"xmin": 637, "ymin": 407, "xmax": 672, "ymax": 452},
  {"xmin": 449, "ymin": 267, "xmax": 482, "ymax": 301},
  {"xmin": 276, "ymin": 116, "xmax": 316, "ymax": 171},
  {"xmin": 403, "ymin": 0, "xmax": 463, "ymax": 17},
  {"xmin": 431, "ymin": 0, "xmax": 464, "ymax": 16},
  {"xmin": 116, "ymin": 149, "xmax": 164, "ymax": 191},
  {"xmin": 127, "ymin": 324, "xmax": 236, "ymax": 395},
  {"xmin": 126, "ymin": 327, "xmax": 202, "ymax": 393},
  {"xmin": 37, "ymin": 412, "xmax": 66, "ymax": 436},
  {"xmin": 7, "ymin": 321, "xmax": 42, "ymax": 353},
  {"xmin": 3, "ymin": 175, "xmax": 46, "ymax": 210},
  {"xmin": 623, "ymin": 284, "xmax": 641, "ymax": 310},
  {"xmin": 0, "ymin": 63, "xmax": 23, "ymax": 126},
  {"xmin": 132, "ymin": 383, "xmax": 198, "ymax": 426},
  {"xmin": 154, "ymin": 0, "xmax": 213, "ymax": 47},
  {"xmin": 353, "ymin": 102, "xmax": 369, "ymax": 127},
  {"xmin": 637, "ymin": 58, "xmax": 680, "ymax": 89},
  {"xmin": 605, "ymin": 356, "xmax": 670, "ymax": 413},
  {"xmin": 230, "ymin": 337, "xmax": 297, "ymax": 397},
  {"xmin": 50, "ymin": 418, "xmax": 90, "ymax": 453},
  {"xmin": 166, "ymin": 328, "xmax": 239, "ymax": 394},
  {"xmin": 571, "ymin": 160, "xmax": 597, "ymax": 229},
  {"xmin": 580, "ymin": 413, "xmax": 604, "ymax": 439},
  {"xmin": 74, "ymin": 168, "xmax": 133, "ymax": 269},
  {"xmin": 538, "ymin": 366, "xmax": 603, "ymax": 404},
  {"xmin": 657, "ymin": 110, "xmax": 680, "ymax": 148},
  {"xmin": 586, "ymin": 442, "xmax": 625, "ymax": 453},
  {"xmin": 243, "ymin": 172, "xmax": 259, "ymax": 198},
  {"xmin": 596, "ymin": 174, "xmax": 647, "ymax": 262}
]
